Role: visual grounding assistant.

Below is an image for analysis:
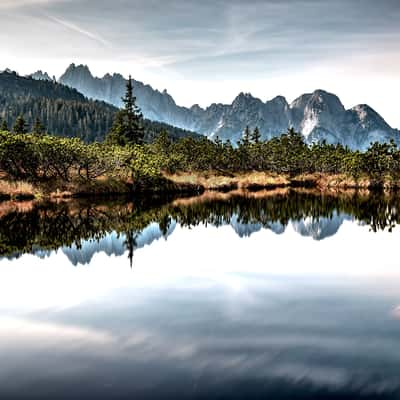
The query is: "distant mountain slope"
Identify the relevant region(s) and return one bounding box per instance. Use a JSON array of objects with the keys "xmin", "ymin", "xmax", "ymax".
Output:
[
  {"xmin": 28, "ymin": 70, "xmax": 53, "ymax": 81},
  {"xmin": 0, "ymin": 71, "xmax": 200, "ymax": 142},
  {"xmin": 59, "ymin": 63, "xmax": 193, "ymax": 126},
  {"xmin": 57, "ymin": 64, "xmax": 400, "ymax": 149}
]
